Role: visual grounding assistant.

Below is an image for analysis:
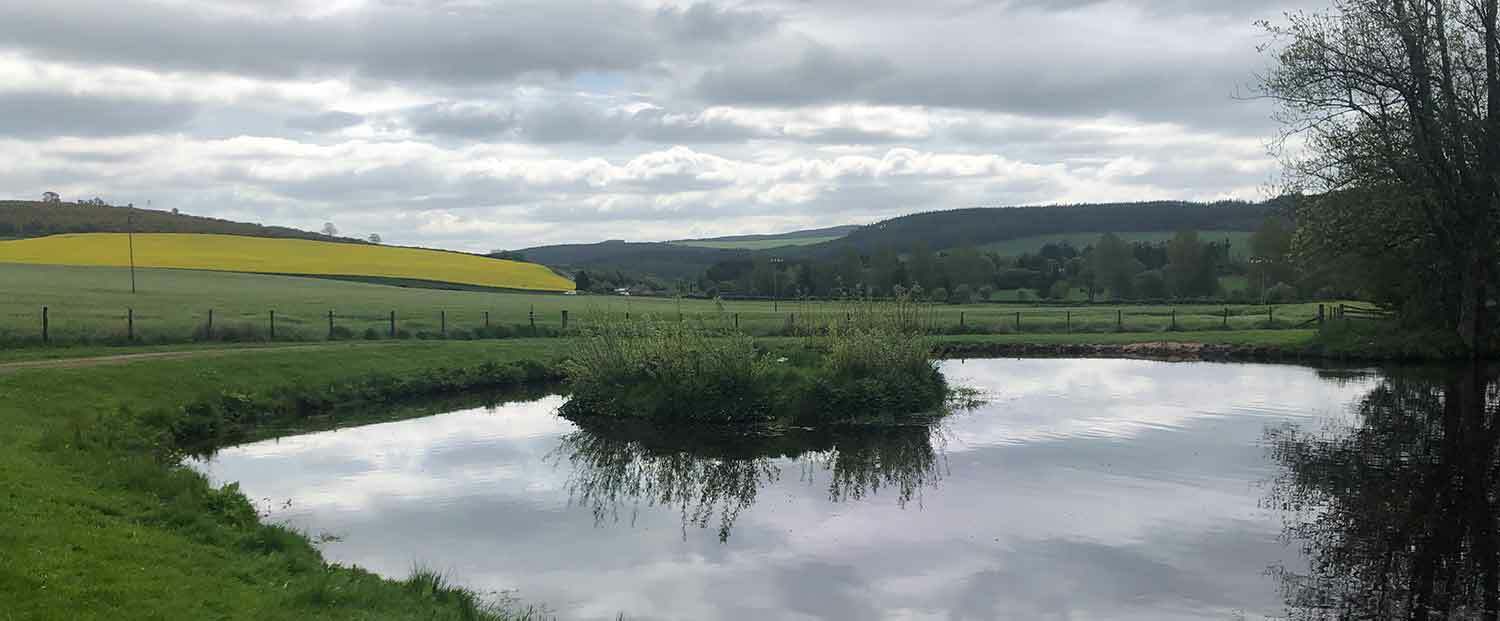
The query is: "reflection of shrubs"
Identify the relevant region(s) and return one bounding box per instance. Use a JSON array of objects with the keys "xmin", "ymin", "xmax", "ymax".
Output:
[{"xmin": 553, "ymin": 417, "xmax": 945, "ymax": 541}]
